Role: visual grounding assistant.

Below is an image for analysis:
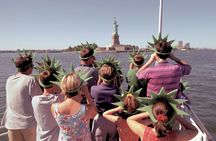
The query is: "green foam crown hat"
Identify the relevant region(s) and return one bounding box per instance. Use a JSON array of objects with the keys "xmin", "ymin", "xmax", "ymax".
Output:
[
  {"xmin": 147, "ymin": 33, "xmax": 175, "ymax": 55},
  {"xmin": 12, "ymin": 49, "xmax": 35, "ymax": 72},
  {"xmin": 112, "ymin": 86, "xmax": 146, "ymax": 114},
  {"xmin": 12, "ymin": 49, "xmax": 35, "ymax": 65},
  {"xmin": 34, "ymin": 54, "xmax": 62, "ymax": 88},
  {"xmin": 13, "ymin": 49, "xmax": 35, "ymax": 59},
  {"xmin": 128, "ymin": 48, "xmax": 147, "ymax": 66},
  {"xmin": 51, "ymin": 65, "xmax": 93, "ymax": 93},
  {"xmin": 137, "ymin": 87, "xmax": 188, "ymax": 124},
  {"xmin": 75, "ymin": 42, "xmax": 97, "ymax": 60},
  {"xmin": 96, "ymin": 55, "xmax": 122, "ymax": 81},
  {"xmin": 35, "ymin": 54, "xmax": 62, "ymax": 73}
]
